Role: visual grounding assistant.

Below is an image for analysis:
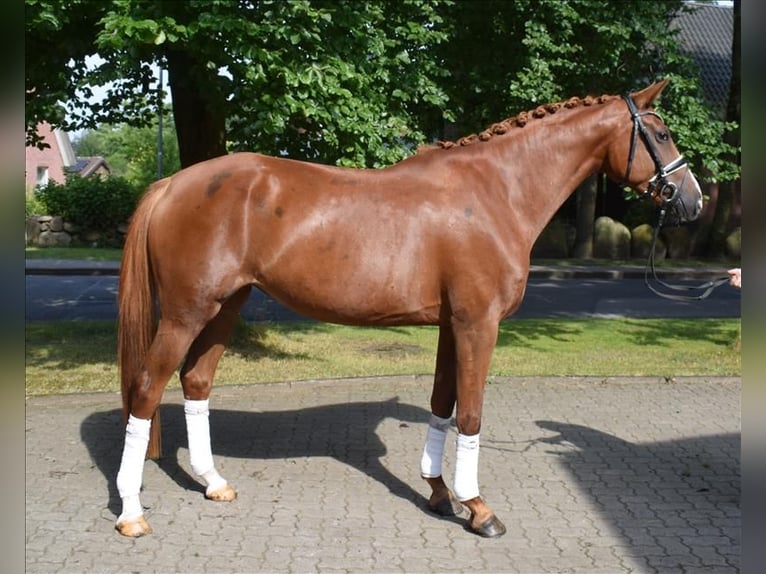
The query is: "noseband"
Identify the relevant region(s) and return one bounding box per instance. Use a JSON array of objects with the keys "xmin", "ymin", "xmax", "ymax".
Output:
[{"xmin": 621, "ymin": 95, "xmax": 729, "ymax": 301}]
